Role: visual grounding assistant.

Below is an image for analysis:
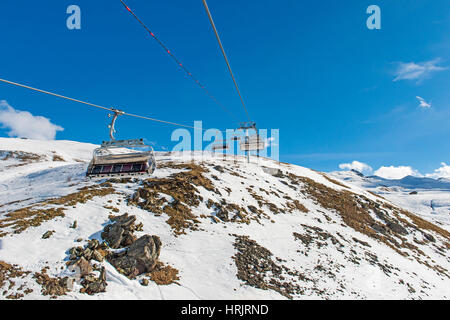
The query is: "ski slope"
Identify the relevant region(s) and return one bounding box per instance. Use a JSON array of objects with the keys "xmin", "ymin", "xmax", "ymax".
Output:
[{"xmin": 0, "ymin": 138, "xmax": 449, "ymax": 300}]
